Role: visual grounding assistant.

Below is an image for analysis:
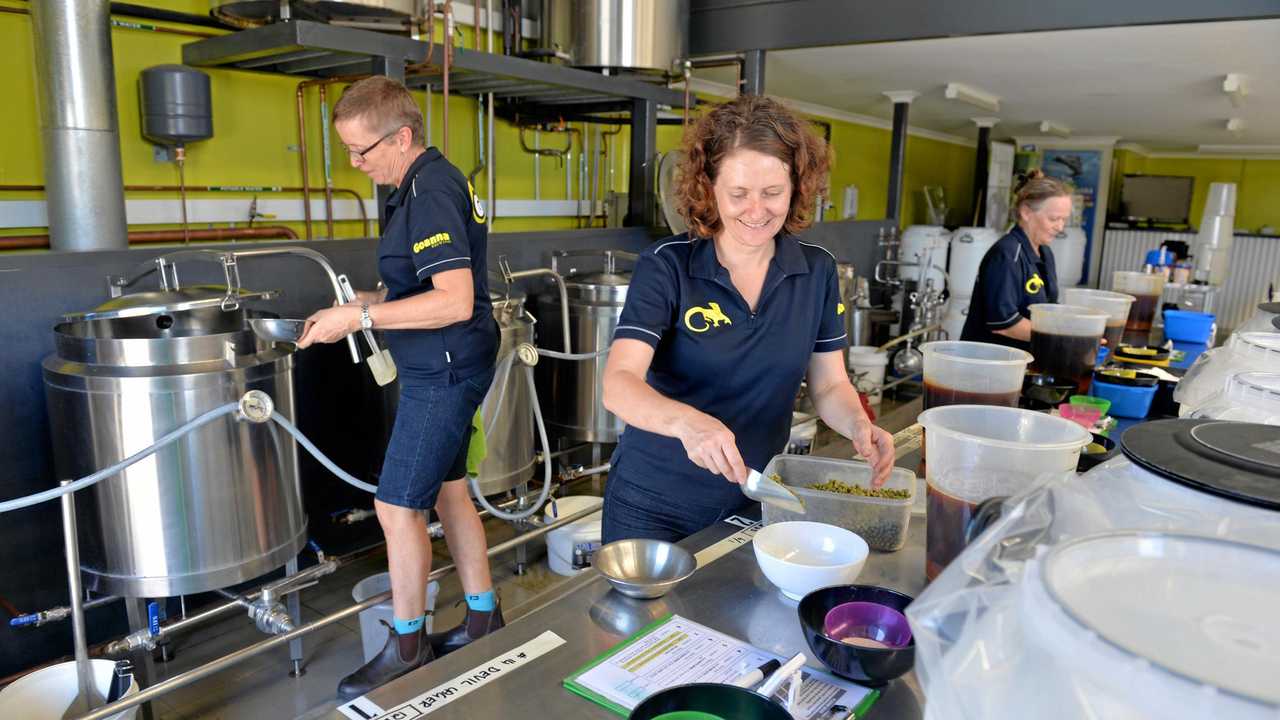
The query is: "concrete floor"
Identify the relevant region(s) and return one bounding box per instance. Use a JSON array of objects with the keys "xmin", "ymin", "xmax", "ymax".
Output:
[{"xmin": 138, "ymin": 484, "xmax": 601, "ymax": 720}]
